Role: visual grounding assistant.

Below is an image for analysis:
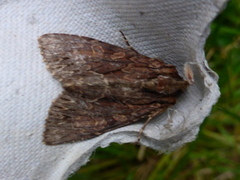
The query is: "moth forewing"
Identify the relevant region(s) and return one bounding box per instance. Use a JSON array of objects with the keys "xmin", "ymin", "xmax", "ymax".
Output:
[{"xmin": 38, "ymin": 33, "xmax": 189, "ymax": 145}]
